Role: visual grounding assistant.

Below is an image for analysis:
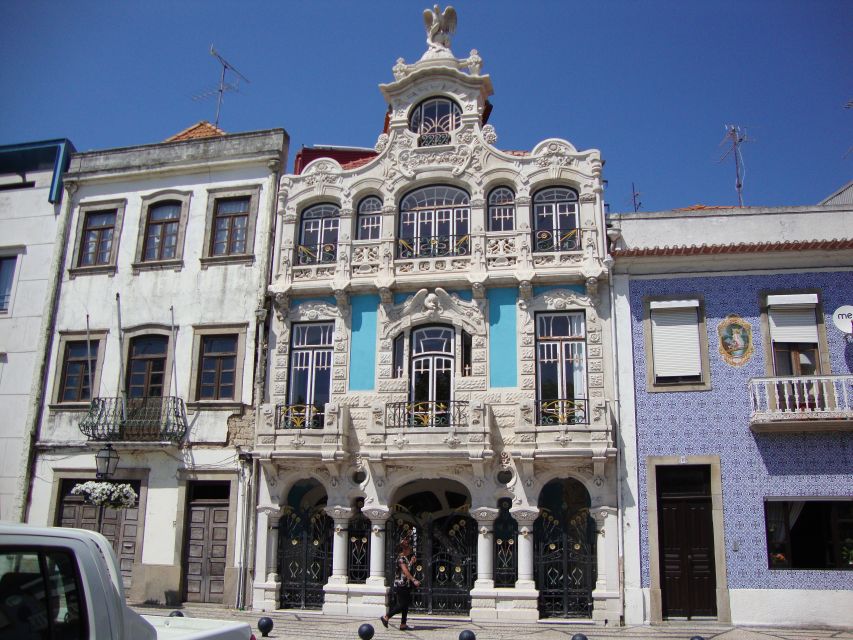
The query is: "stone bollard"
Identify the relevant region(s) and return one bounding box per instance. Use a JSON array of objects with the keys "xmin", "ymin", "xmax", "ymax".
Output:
[
  {"xmin": 459, "ymin": 631, "xmax": 477, "ymax": 640},
  {"xmin": 258, "ymin": 616, "xmax": 274, "ymax": 638},
  {"xmin": 168, "ymin": 611, "xmax": 184, "ymax": 617},
  {"xmin": 358, "ymin": 623, "xmax": 375, "ymax": 639},
  {"xmin": 571, "ymin": 634, "xmax": 589, "ymax": 640}
]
